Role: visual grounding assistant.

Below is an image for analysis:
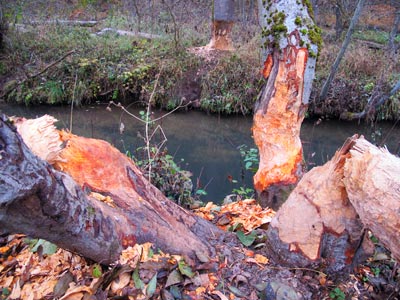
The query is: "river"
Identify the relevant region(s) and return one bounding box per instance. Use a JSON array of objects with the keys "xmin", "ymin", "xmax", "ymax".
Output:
[{"xmin": 1, "ymin": 103, "xmax": 399, "ymax": 203}]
